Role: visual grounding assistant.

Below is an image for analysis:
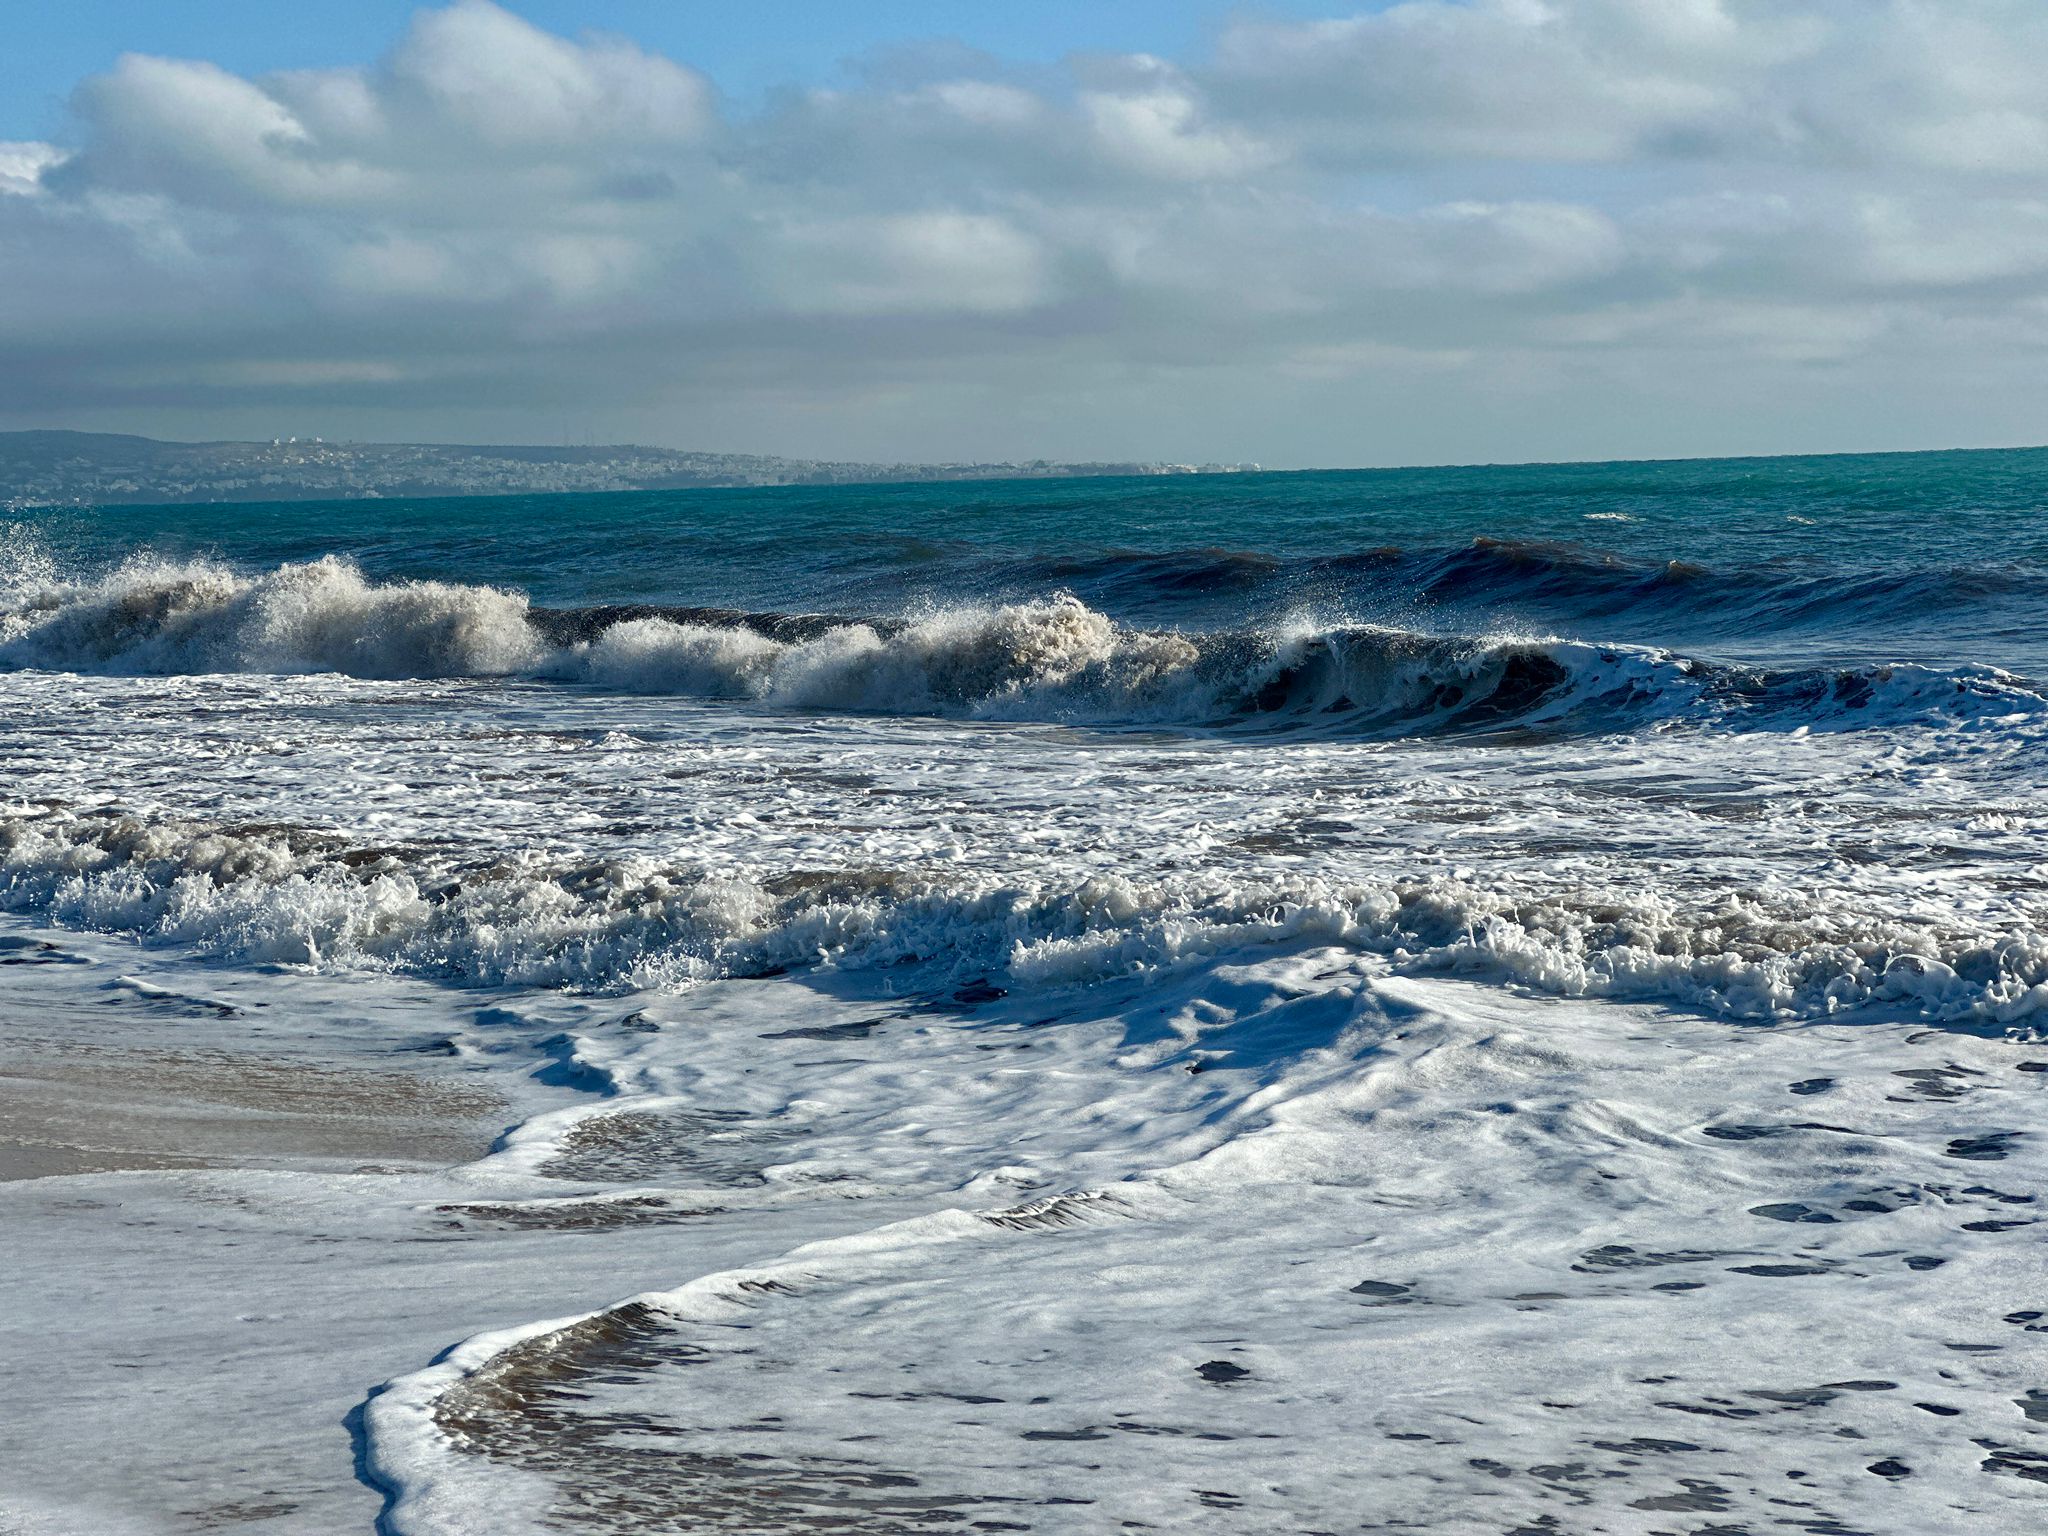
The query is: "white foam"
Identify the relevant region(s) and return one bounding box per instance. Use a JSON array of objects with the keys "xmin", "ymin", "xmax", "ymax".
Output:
[
  {"xmin": 6, "ymin": 804, "xmax": 2045, "ymax": 1025},
  {"xmin": 11, "ymin": 554, "xmax": 2039, "ymax": 735},
  {"xmin": 1, "ymin": 554, "xmax": 542, "ymax": 678},
  {"xmin": 360, "ymin": 957, "xmax": 2048, "ymax": 1535}
]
